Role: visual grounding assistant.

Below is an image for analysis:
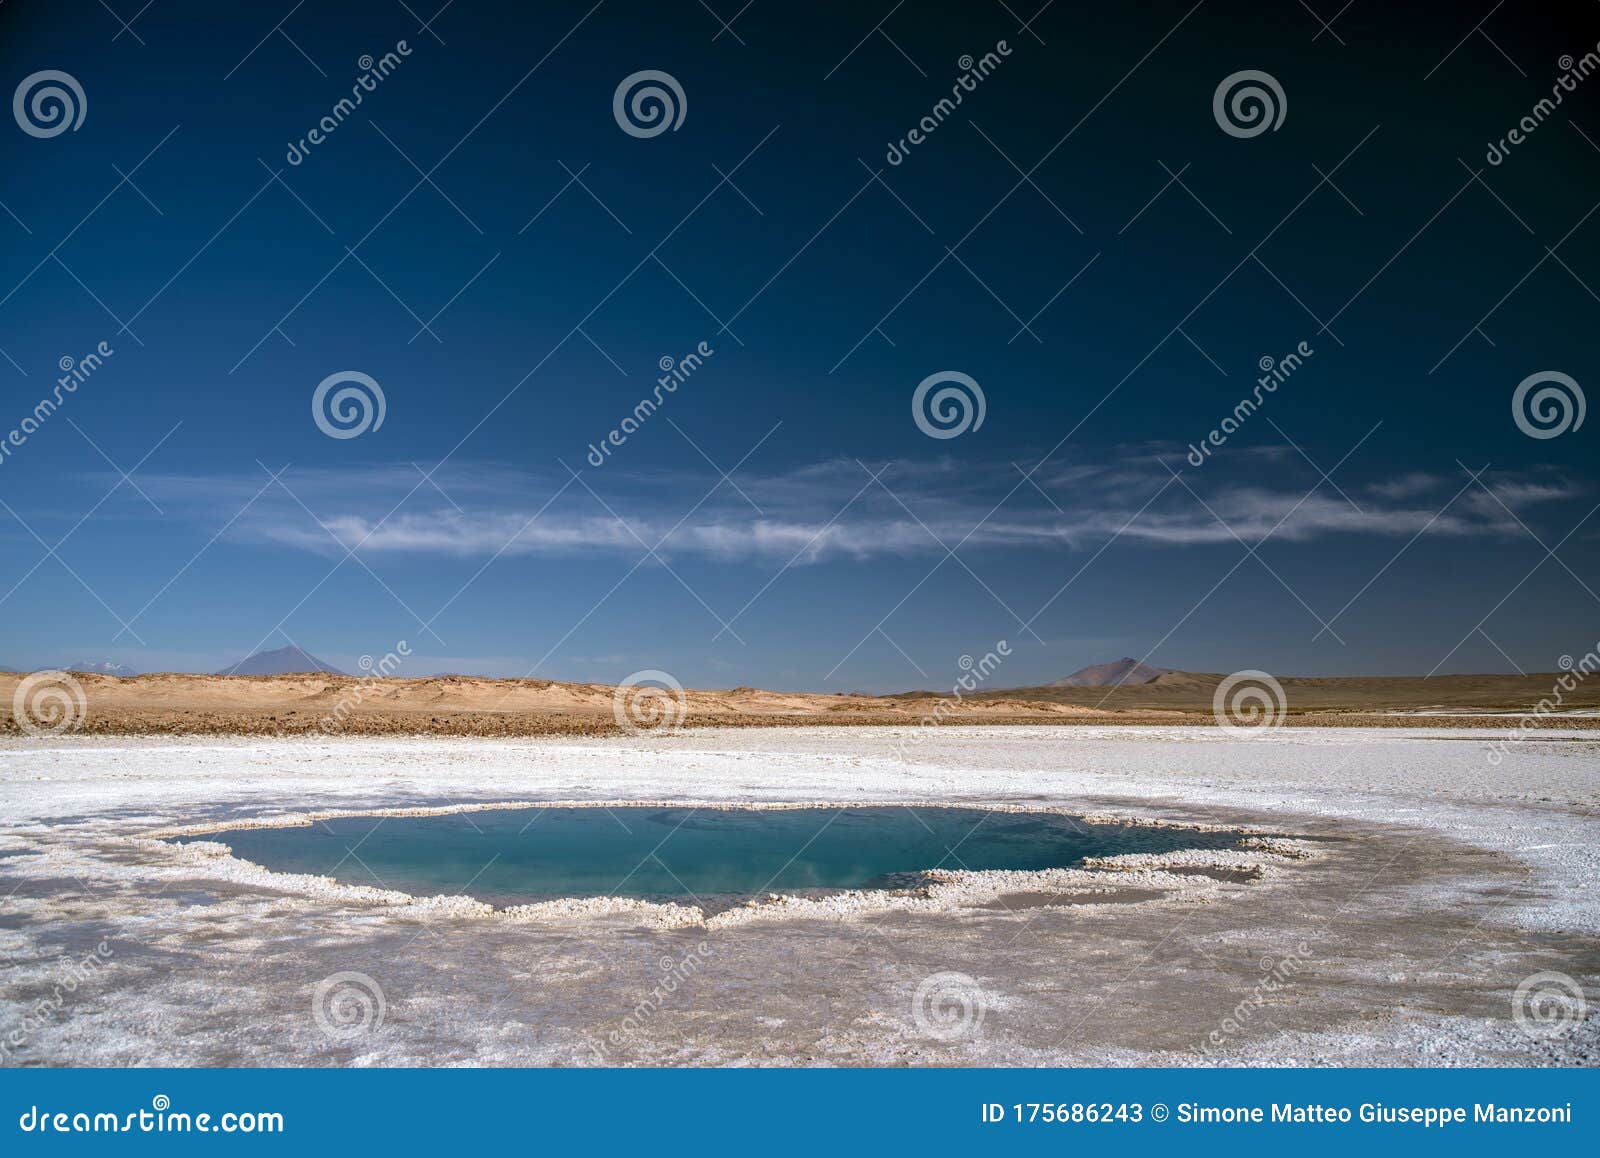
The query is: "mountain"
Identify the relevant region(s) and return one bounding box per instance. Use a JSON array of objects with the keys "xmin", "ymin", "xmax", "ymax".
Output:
[
  {"xmin": 56, "ymin": 660, "xmax": 139, "ymax": 677},
  {"xmin": 216, "ymin": 646, "xmax": 345, "ymax": 677},
  {"xmin": 1051, "ymin": 657, "xmax": 1172, "ymax": 688},
  {"xmin": 0, "ymin": 662, "xmax": 135, "ymax": 676}
]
